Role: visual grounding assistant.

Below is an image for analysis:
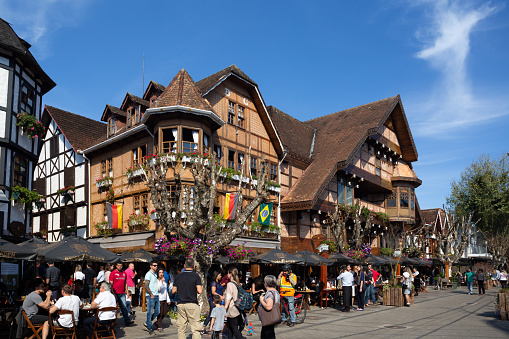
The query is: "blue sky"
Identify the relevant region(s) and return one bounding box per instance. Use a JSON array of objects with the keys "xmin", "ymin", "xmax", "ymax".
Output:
[{"xmin": 2, "ymin": 0, "xmax": 508, "ymax": 210}]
